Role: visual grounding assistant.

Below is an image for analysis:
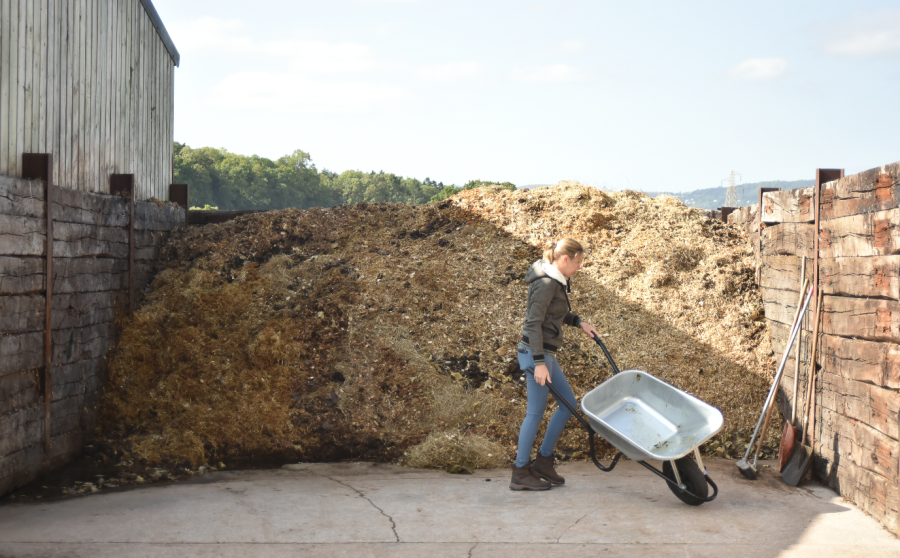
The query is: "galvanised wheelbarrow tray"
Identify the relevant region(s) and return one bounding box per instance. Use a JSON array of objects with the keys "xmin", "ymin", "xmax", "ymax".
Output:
[{"xmin": 541, "ymin": 334, "xmax": 724, "ymax": 505}]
